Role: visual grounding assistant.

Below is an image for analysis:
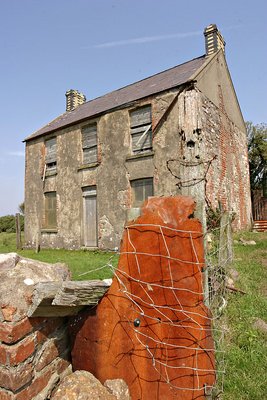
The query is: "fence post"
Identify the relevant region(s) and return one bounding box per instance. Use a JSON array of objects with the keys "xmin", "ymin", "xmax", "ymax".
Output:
[
  {"xmin": 219, "ymin": 212, "xmax": 233, "ymax": 269},
  {"xmin": 15, "ymin": 213, "xmax": 22, "ymax": 250}
]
